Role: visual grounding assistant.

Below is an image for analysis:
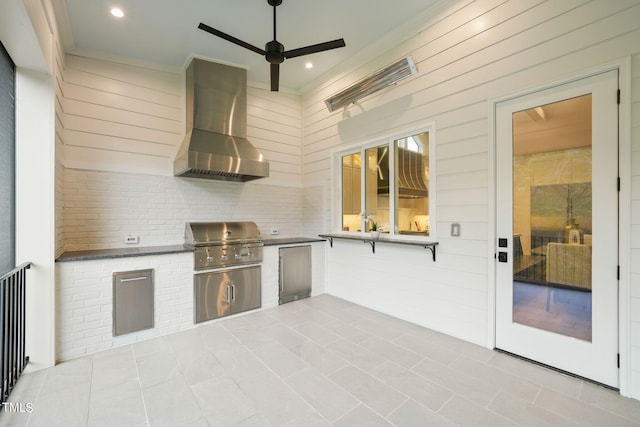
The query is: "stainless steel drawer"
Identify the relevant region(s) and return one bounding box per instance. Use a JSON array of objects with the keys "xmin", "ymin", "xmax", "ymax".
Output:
[{"xmin": 113, "ymin": 269, "xmax": 154, "ymax": 336}]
